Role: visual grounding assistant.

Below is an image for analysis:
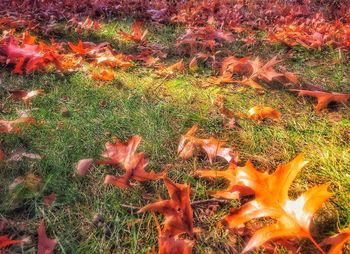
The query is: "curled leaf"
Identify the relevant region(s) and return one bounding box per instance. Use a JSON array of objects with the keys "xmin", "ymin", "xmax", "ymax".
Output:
[
  {"xmin": 76, "ymin": 158, "xmax": 94, "ymax": 176},
  {"xmin": 248, "ymin": 106, "xmax": 281, "ymax": 121}
]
